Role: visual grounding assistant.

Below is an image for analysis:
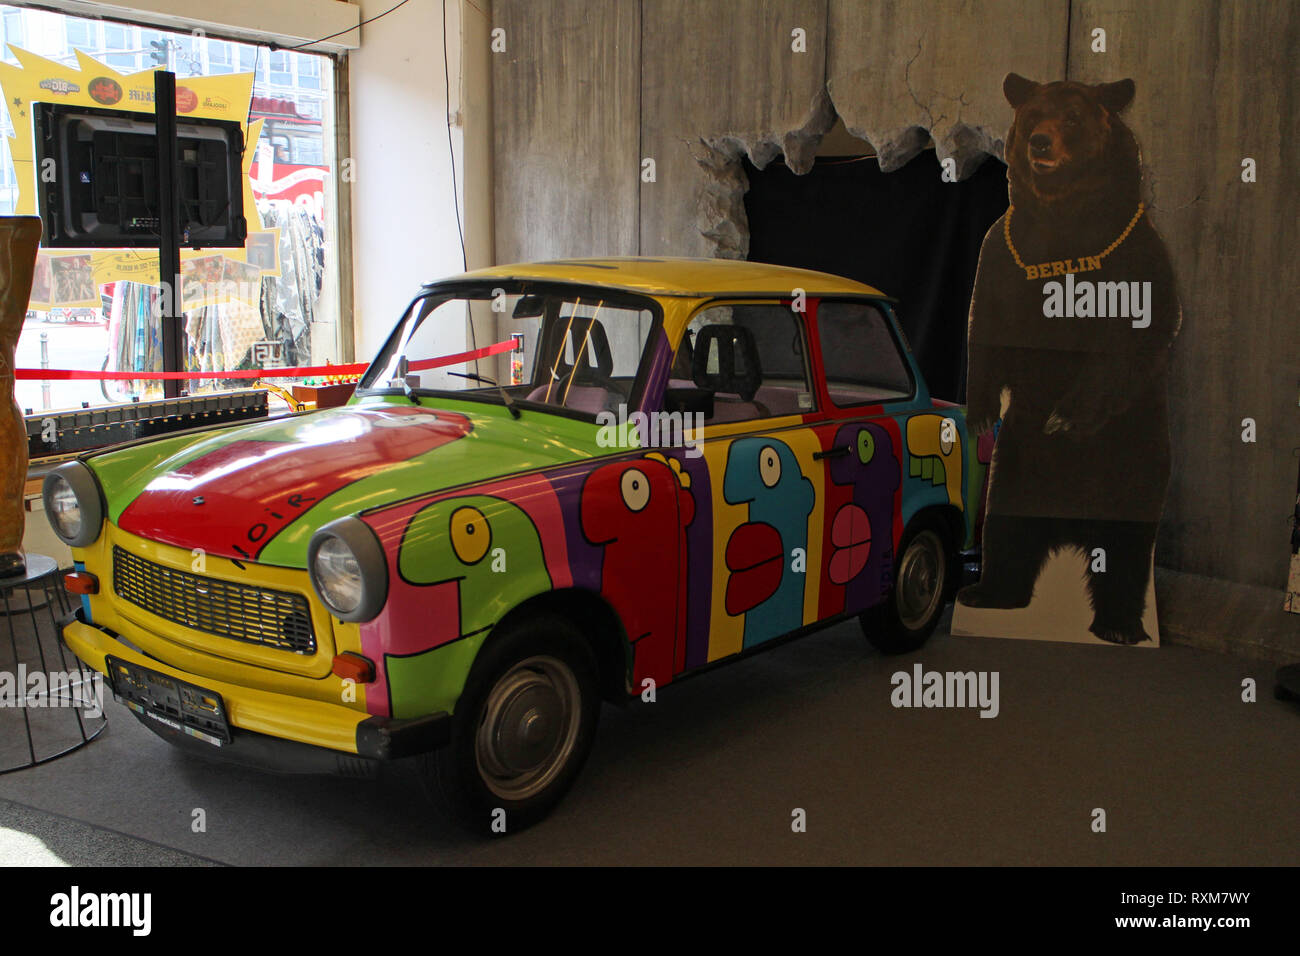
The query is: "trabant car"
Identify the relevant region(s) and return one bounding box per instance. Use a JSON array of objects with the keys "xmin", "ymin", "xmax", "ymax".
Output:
[{"xmin": 48, "ymin": 258, "xmax": 985, "ymax": 832}]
